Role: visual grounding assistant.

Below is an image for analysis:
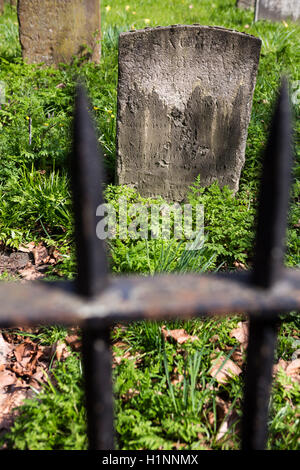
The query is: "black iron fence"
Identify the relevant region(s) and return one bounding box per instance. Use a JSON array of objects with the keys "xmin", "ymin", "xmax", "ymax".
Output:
[{"xmin": 0, "ymin": 79, "xmax": 299, "ymax": 450}]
